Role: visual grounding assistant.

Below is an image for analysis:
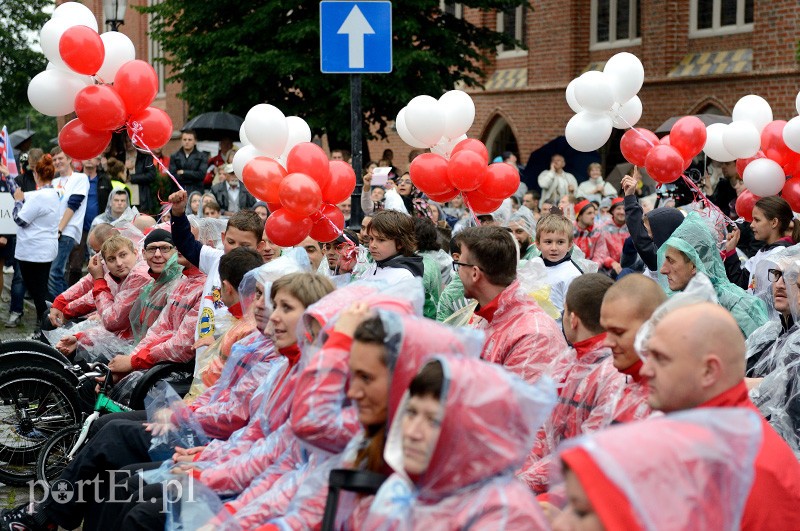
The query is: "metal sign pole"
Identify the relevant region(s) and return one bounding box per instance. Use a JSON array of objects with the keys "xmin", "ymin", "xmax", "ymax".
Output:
[{"xmin": 350, "ymin": 73, "xmax": 363, "ymax": 228}]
